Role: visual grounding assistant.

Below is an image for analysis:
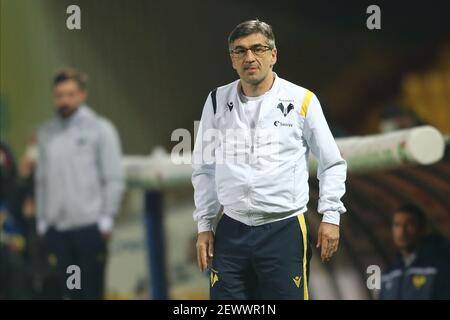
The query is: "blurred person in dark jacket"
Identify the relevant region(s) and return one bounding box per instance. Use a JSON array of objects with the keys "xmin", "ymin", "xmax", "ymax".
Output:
[
  {"xmin": 1, "ymin": 136, "xmax": 61, "ymax": 299},
  {"xmin": 0, "ymin": 140, "xmax": 28, "ymax": 299},
  {"xmin": 380, "ymin": 204, "xmax": 450, "ymax": 299},
  {"xmin": 36, "ymin": 68, "xmax": 125, "ymax": 299},
  {"xmin": 13, "ymin": 136, "xmax": 62, "ymax": 299}
]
